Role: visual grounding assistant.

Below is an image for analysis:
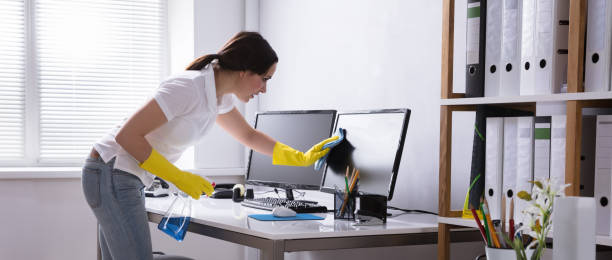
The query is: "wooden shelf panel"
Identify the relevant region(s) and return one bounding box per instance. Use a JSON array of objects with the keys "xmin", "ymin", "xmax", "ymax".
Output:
[
  {"xmin": 439, "ymin": 217, "xmax": 612, "ymax": 247},
  {"xmin": 440, "ymin": 92, "xmax": 612, "ymax": 106}
]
